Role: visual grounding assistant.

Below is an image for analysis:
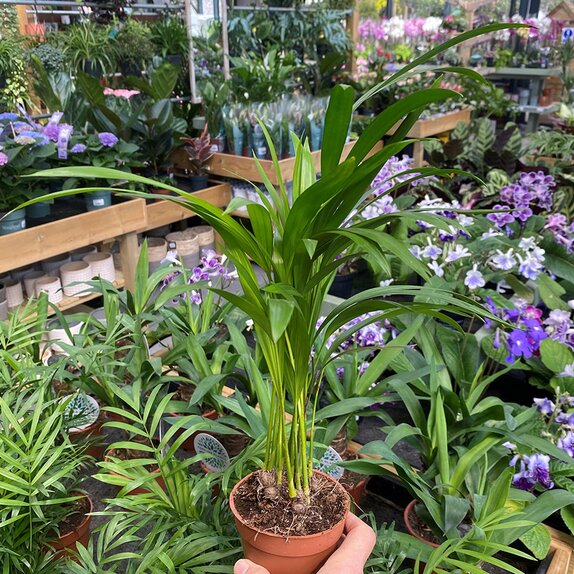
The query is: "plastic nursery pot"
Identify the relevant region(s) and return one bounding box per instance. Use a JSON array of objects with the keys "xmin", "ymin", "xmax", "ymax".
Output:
[
  {"xmin": 345, "ymin": 474, "xmax": 370, "ymax": 508},
  {"xmin": 230, "ymin": 470, "xmax": 350, "ymax": 574},
  {"xmin": 49, "ymin": 492, "xmax": 93, "ymax": 560},
  {"xmin": 171, "ymin": 408, "xmax": 219, "ymax": 454},
  {"xmin": 189, "ymin": 175, "xmax": 210, "ymax": 192},
  {"xmin": 85, "ymin": 190, "xmax": 112, "ymax": 211},
  {"xmin": 26, "ymin": 200, "xmax": 51, "ymax": 219},
  {"xmin": 403, "ymin": 500, "xmax": 440, "ymax": 549},
  {"xmin": 328, "ymin": 271, "xmax": 356, "ymax": 299},
  {"xmin": 68, "ymin": 416, "xmax": 105, "ymax": 459},
  {"xmin": 0, "ymin": 208, "xmax": 26, "ymax": 235}
]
